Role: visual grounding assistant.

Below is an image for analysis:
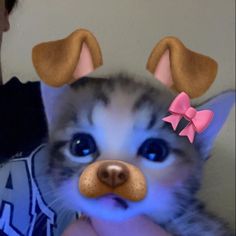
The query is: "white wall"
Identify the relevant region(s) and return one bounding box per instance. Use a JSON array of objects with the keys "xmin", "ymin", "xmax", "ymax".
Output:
[{"xmin": 2, "ymin": 0, "xmax": 235, "ymax": 229}]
